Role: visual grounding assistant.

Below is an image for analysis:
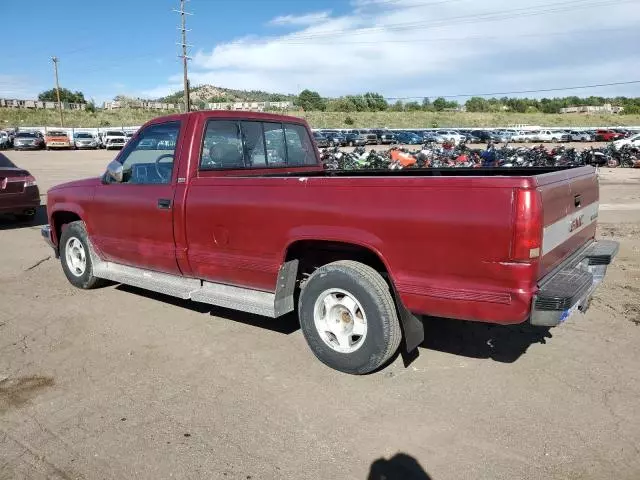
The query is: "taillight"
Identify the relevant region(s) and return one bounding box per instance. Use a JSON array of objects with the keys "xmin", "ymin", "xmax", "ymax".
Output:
[
  {"xmin": 24, "ymin": 175, "xmax": 37, "ymax": 187},
  {"xmin": 511, "ymin": 188, "xmax": 542, "ymax": 262}
]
